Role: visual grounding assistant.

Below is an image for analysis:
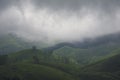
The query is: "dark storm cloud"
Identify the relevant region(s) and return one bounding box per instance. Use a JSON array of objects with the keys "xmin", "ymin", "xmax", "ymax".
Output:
[
  {"xmin": 0, "ymin": 0, "xmax": 15, "ymax": 11},
  {"xmin": 32, "ymin": 0, "xmax": 120, "ymax": 11},
  {"xmin": 32, "ymin": 0, "xmax": 120, "ymax": 20}
]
